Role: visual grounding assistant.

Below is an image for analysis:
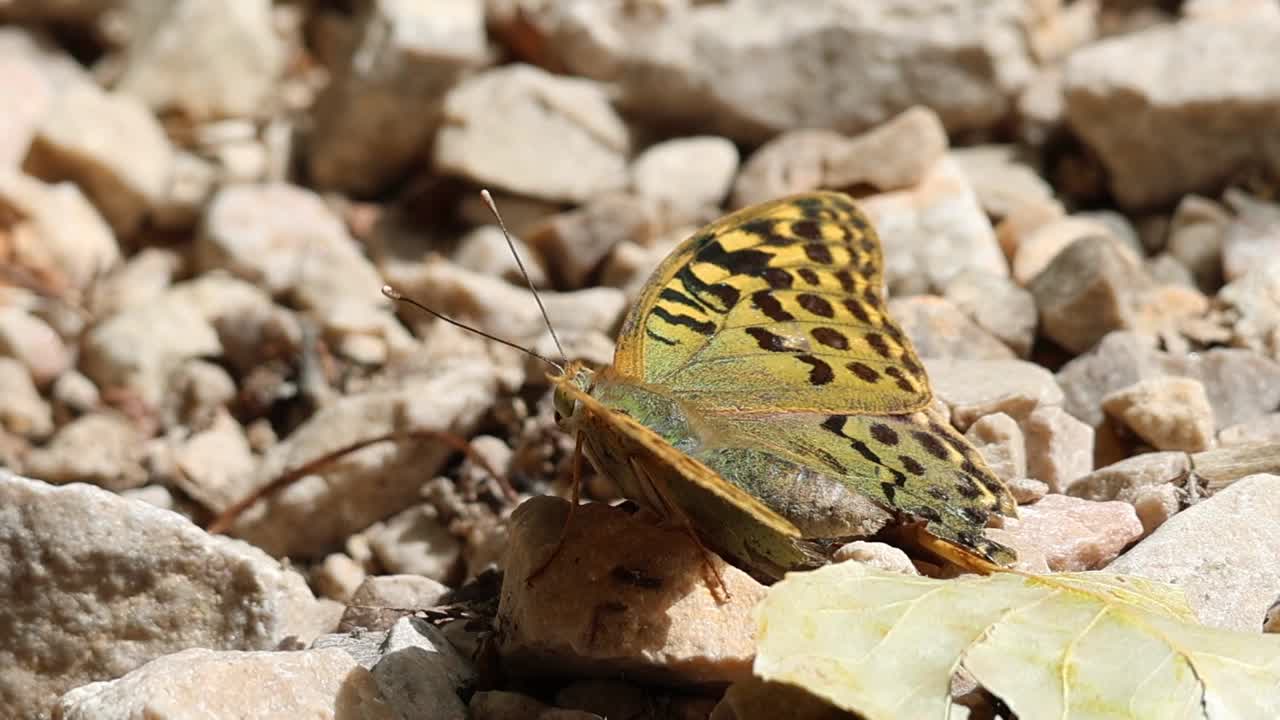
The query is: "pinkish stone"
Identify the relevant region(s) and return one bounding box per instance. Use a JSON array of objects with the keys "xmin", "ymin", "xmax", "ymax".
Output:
[{"xmin": 987, "ymin": 493, "xmax": 1142, "ymax": 572}]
